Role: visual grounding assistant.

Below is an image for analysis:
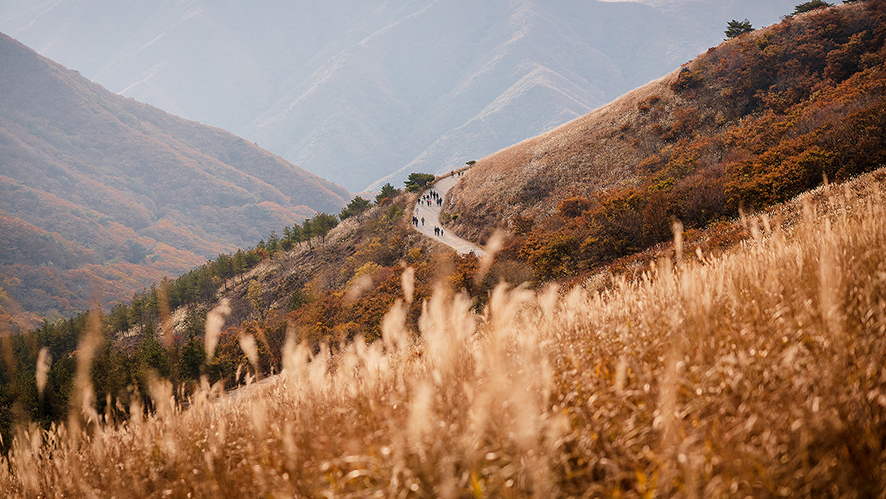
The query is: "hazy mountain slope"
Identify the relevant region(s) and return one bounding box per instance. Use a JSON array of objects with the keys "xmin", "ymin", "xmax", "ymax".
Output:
[
  {"xmin": 0, "ymin": 0, "xmax": 799, "ymax": 191},
  {"xmin": 0, "ymin": 33, "xmax": 348, "ymax": 321},
  {"xmin": 238, "ymin": 0, "xmax": 640, "ymax": 190}
]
